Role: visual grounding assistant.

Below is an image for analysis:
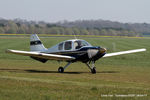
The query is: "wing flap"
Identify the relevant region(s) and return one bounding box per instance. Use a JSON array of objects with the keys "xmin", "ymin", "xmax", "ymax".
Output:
[
  {"xmin": 103, "ymin": 48, "xmax": 146, "ymax": 57},
  {"xmin": 6, "ymin": 49, "xmax": 75, "ymax": 61}
]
